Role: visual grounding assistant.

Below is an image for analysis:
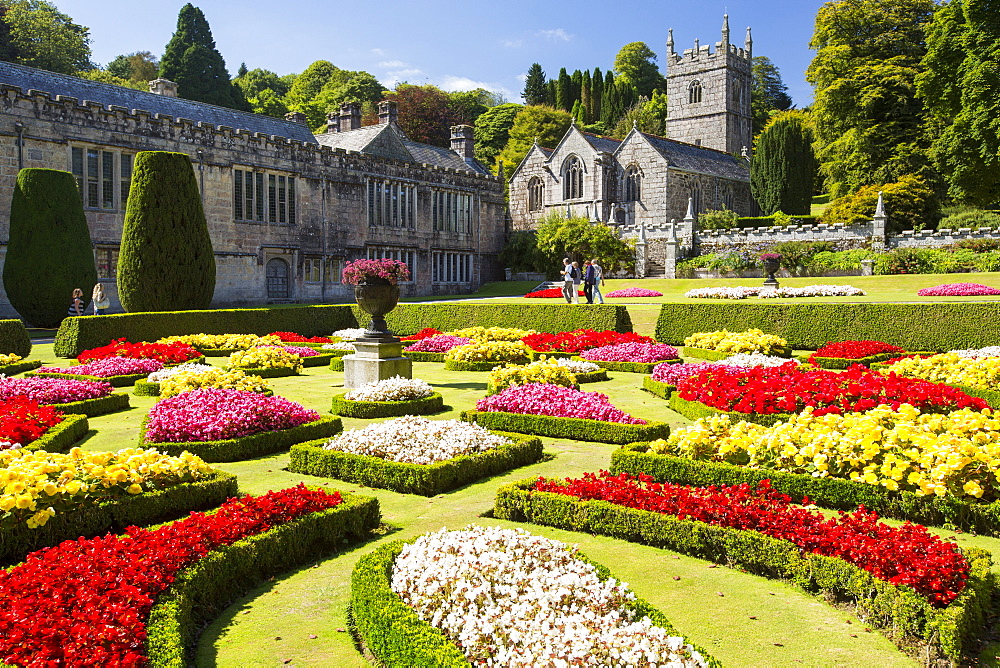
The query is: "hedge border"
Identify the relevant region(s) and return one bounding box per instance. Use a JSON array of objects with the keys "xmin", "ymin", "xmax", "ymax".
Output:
[
  {"xmin": 805, "ymin": 351, "xmax": 939, "ymax": 370},
  {"xmin": 0, "ymin": 360, "xmax": 42, "ymax": 376},
  {"xmin": 145, "ymin": 490, "xmax": 381, "ymax": 666},
  {"xmin": 0, "ymin": 320, "xmax": 31, "ymax": 358},
  {"xmin": 642, "ymin": 376, "xmax": 676, "ymax": 400},
  {"xmin": 46, "ymin": 392, "xmax": 130, "ymax": 417},
  {"xmin": 953, "ymin": 384, "xmax": 1000, "ymax": 410},
  {"xmin": 573, "ymin": 369, "xmax": 608, "ymax": 383},
  {"xmin": 0, "ymin": 472, "xmax": 238, "ymax": 567},
  {"xmin": 683, "ymin": 345, "xmax": 792, "ymax": 362},
  {"xmin": 330, "ymin": 357, "xmax": 345, "ymax": 372},
  {"xmin": 25, "ymin": 370, "xmax": 148, "ymax": 387},
  {"xmin": 289, "ymin": 432, "xmax": 543, "ymax": 496},
  {"xmin": 330, "ymin": 391, "xmax": 445, "ymax": 418},
  {"xmin": 227, "ymin": 365, "xmax": 298, "ymax": 379},
  {"xmin": 404, "ymin": 351, "xmax": 446, "ymax": 362},
  {"xmin": 493, "ymin": 478, "xmax": 993, "ymax": 665},
  {"xmin": 350, "ymin": 536, "xmax": 719, "ymax": 668},
  {"xmin": 444, "ymin": 358, "xmax": 529, "ymax": 372},
  {"xmin": 23, "ymin": 413, "xmax": 89, "ymax": 453},
  {"xmin": 527, "ymin": 350, "xmax": 575, "ymax": 361},
  {"xmin": 668, "ymin": 392, "xmax": 794, "ymax": 427},
  {"xmin": 198, "ymin": 348, "xmax": 244, "ymax": 357},
  {"xmin": 132, "ymin": 381, "xmax": 274, "ymax": 398},
  {"xmin": 610, "ymin": 443, "xmax": 1000, "ymax": 537},
  {"xmin": 138, "ymin": 415, "xmax": 343, "ymax": 463},
  {"xmin": 300, "ymin": 352, "xmax": 337, "ymax": 368},
  {"xmin": 460, "ymin": 409, "xmax": 669, "ymax": 444},
  {"xmin": 581, "ymin": 358, "xmax": 681, "ymax": 374}
]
